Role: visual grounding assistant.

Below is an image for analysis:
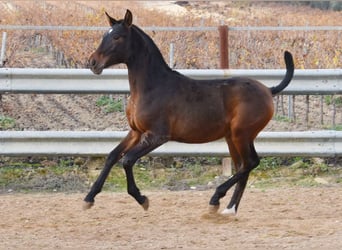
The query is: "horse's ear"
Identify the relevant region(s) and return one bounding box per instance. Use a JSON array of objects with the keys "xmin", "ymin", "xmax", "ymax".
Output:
[
  {"xmin": 124, "ymin": 9, "xmax": 133, "ymax": 27},
  {"xmin": 105, "ymin": 12, "xmax": 117, "ymax": 26}
]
